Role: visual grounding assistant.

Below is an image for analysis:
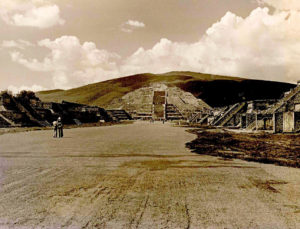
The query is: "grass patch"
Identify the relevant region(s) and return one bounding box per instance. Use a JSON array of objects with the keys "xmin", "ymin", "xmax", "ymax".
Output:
[{"xmin": 186, "ymin": 129, "xmax": 300, "ymax": 168}]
